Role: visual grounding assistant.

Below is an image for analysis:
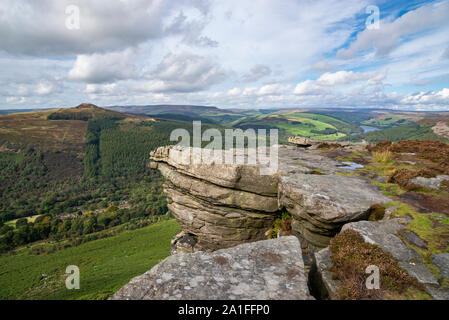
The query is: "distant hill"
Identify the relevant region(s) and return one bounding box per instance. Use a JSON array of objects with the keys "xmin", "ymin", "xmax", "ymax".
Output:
[
  {"xmin": 106, "ymin": 105, "xmax": 224, "ymax": 116},
  {"xmin": 0, "ymin": 104, "xmax": 143, "ymax": 151},
  {"xmin": 47, "ymin": 103, "xmax": 131, "ymax": 121},
  {"xmin": 0, "ymin": 109, "xmax": 53, "ymax": 116}
]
